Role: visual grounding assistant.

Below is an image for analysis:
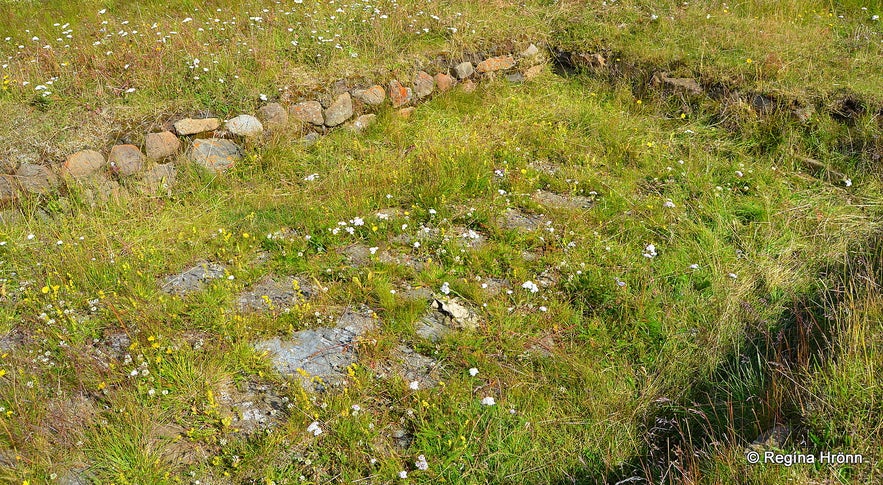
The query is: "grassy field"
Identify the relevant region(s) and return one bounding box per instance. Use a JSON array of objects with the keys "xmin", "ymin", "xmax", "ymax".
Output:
[{"xmin": 1, "ymin": 1, "xmax": 882, "ymax": 484}]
